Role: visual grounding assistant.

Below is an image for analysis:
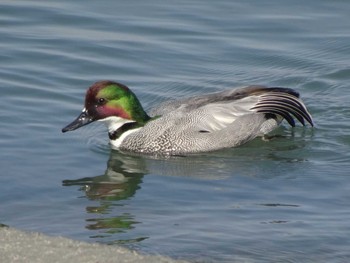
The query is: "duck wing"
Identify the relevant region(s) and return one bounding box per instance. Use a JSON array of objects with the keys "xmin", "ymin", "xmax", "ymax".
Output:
[
  {"xmin": 151, "ymin": 85, "xmax": 313, "ymax": 130},
  {"xmin": 149, "ymin": 86, "xmax": 259, "ymax": 116}
]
